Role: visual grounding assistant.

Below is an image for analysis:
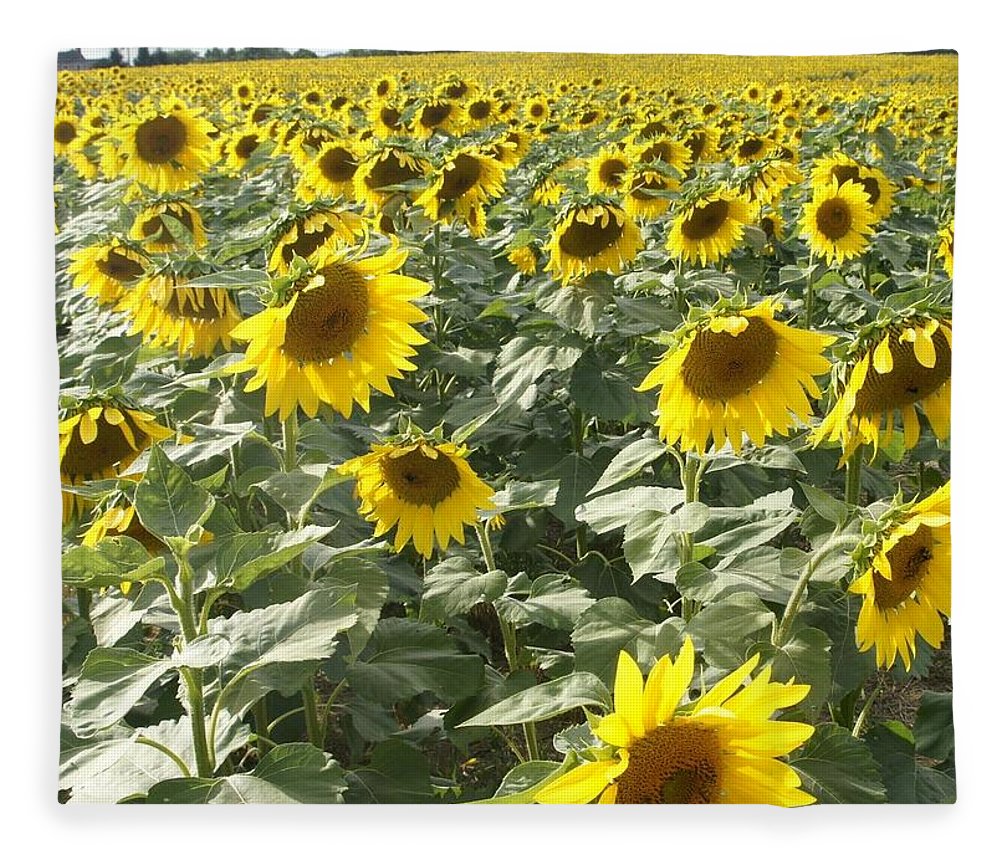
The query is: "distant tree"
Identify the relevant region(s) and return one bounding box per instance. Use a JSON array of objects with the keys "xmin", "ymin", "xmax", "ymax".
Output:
[
  {"xmin": 135, "ymin": 47, "xmax": 151, "ymax": 66},
  {"xmin": 108, "ymin": 48, "xmax": 123, "ymax": 66},
  {"xmin": 204, "ymin": 47, "xmax": 225, "ymax": 62},
  {"xmin": 293, "ymin": 49, "xmax": 318, "ymax": 59}
]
